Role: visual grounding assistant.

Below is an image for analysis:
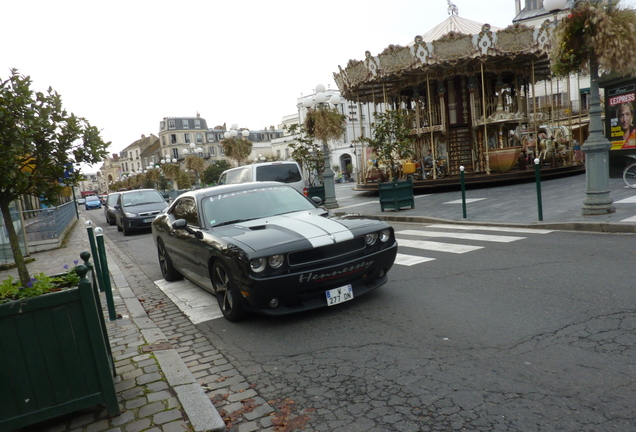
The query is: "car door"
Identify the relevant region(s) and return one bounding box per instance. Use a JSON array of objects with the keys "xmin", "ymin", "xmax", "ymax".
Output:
[{"xmin": 164, "ymin": 197, "xmax": 209, "ymax": 288}]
